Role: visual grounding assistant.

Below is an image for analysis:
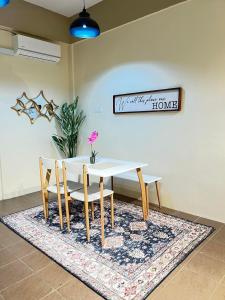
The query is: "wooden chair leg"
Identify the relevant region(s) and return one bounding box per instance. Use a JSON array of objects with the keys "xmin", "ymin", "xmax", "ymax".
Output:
[
  {"xmin": 46, "ymin": 199, "xmax": 49, "ymax": 219},
  {"xmin": 155, "ymin": 181, "xmax": 161, "ymax": 209},
  {"xmin": 110, "ymin": 194, "xmax": 114, "ymax": 228},
  {"xmin": 65, "ymin": 195, "xmax": 71, "ymax": 232},
  {"xmin": 84, "ymin": 201, "xmax": 90, "ymax": 242},
  {"xmin": 41, "ymin": 190, "xmax": 48, "ymax": 220},
  {"xmin": 145, "ymin": 183, "xmax": 149, "ymax": 216},
  {"xmin": 44, "ymin": 191, "xmax": 49, "ymax": 219},
  {"xmin": 44, "ymin": 169, "xmax": 51, "ymax": 219},
  {"xmin": 57, "ymin": 193, "xmax": 63, "ymax": 230},
  {"xmin": 69, "ymin": 198, "xmax": 74, "ymax": 215},
  {"xmin": 39, "ymin": 160, "xmax": 51, "ymax": 221},
  {"xmin": 91, "ymin": 202, "xmax": 95, "ymax": 221},
  {"xmin": 99, "ymin": 177, "xmax": 105, "ymax": 246}
]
